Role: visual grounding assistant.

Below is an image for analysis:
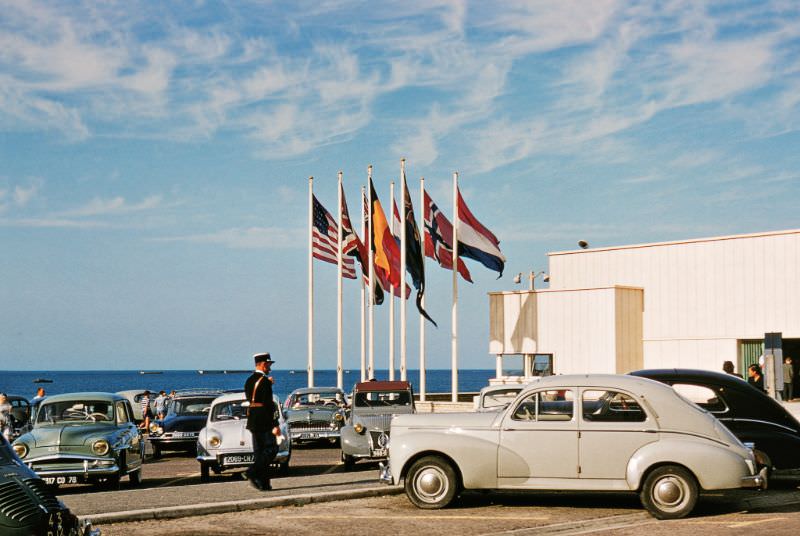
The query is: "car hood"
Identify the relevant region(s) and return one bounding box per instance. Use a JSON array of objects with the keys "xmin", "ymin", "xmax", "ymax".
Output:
[
  {"xmin": 22, "ymin": 423, "xmax": 117, "ymax": 448},
  {"xmin": 286, "ymin": 407, "xmax": 338, "ymax": 422},
  {"xmin": 392, "ymin": 412, "xmax": 499, "ymax": 429},
  {"xmin": 162, "ymin": 415, "xmax": 208, "ymax": 432}
]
